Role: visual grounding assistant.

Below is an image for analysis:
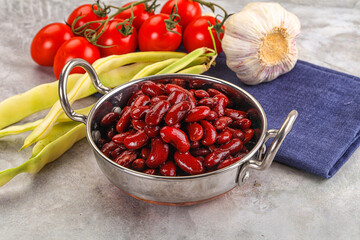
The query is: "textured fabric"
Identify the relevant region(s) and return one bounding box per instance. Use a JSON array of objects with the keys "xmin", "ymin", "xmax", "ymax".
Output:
[{"xmin": 205, "ymin": 53, "xmax": 360, "ymax": 178}]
